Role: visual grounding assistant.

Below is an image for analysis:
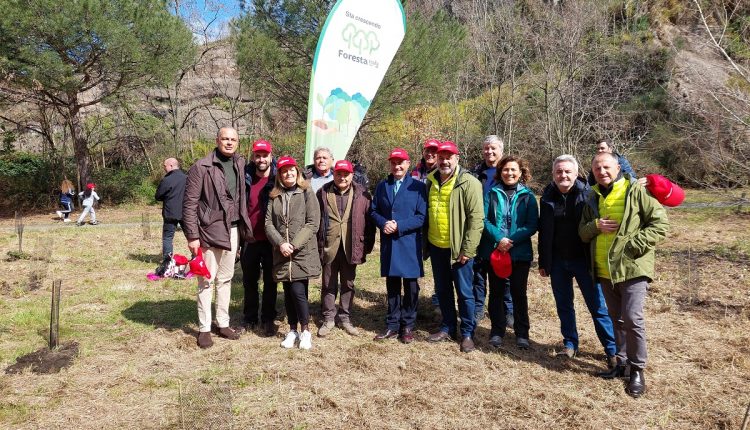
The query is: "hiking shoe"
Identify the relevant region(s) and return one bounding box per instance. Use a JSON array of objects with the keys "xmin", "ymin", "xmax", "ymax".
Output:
[
  {"xmin": 75, "ymin": 222, "xmax": 83, "ymax": 226},
  {"xmin": 489, "ymin": 335, "xmax": 503, "ymax": 348},
  {"xmin": 197, "ymin": 332, "xmax": 213, "ymax": 349},
  {"xmin": 281, "ymin": 331, "xmax": 298, "ymax": 349},
  {"xmin": 460, "ymin": 336, "xmax": 476, "ymax": 353},
  {"xmin": 218, "ymin": 327, "xmax": 240, "ymax": 340},
  {"xmin": 90, "ymin": 220, "xmax": 100, "ymax": 225},
  {"xmin": 516, "ymin": 337, "xmax": 530, "ymax": 349},
  {"xmin": 55, "ymin": 210, "xmax": 63, "ymax": 219},
  {"xmin": 556, "ymin": 346, "xmax": 577, "ymax": 358},
  {"xmin": 299, "ymin": 330, "xmax": 313, "ymax": 350},
  {"xmin": 317, "ymin": 320, "xmax": 335, "ymax": 337},
  {"xmin": 339, "ymin": 321, "xmax": 359, "ymax": 336}
]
